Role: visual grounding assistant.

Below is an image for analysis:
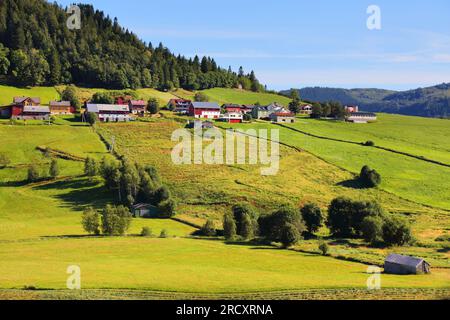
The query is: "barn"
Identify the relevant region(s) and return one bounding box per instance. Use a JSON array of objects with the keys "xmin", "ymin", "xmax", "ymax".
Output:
[
  {"xmin": 132, "ymin": 203, "xmax": 159, "ymax": 218},
  {"xmin": 189, "ymin": 102, "xmax": 221, "ymax": 119},
  {"xmin": 384, "ymin": 254, "xmax": 431, "ymax": 275}
]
